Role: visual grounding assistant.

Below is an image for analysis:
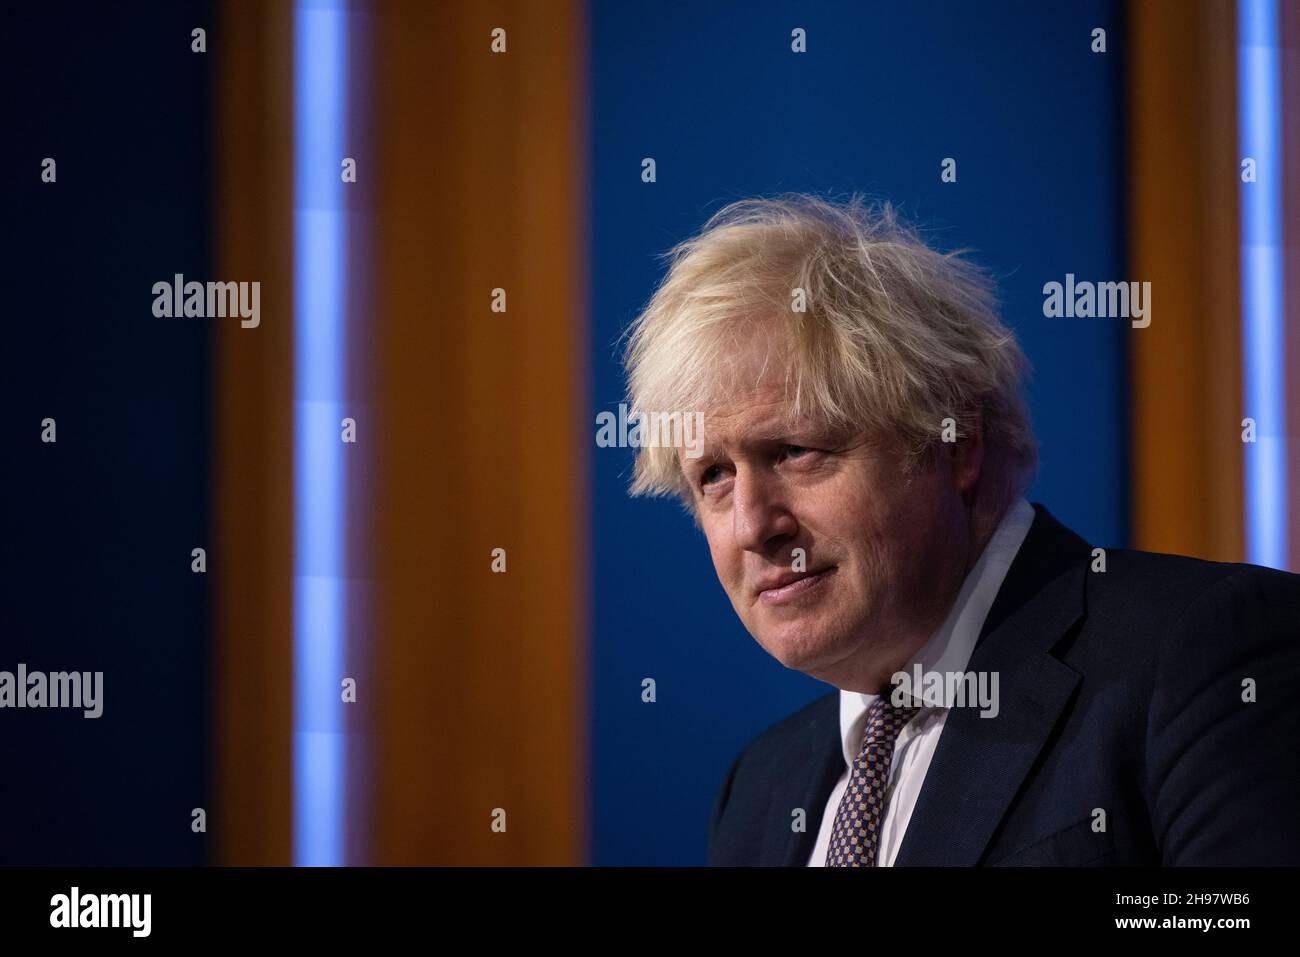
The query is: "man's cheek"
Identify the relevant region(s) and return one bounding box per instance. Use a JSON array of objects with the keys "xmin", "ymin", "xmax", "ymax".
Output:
[
  {"xmin": 706, "ymin": 548, "xmax": 733, "ymax": 589},
  {"xmin": 720, "ymin": 561, "xmax": 743, "ymax": 596}
]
